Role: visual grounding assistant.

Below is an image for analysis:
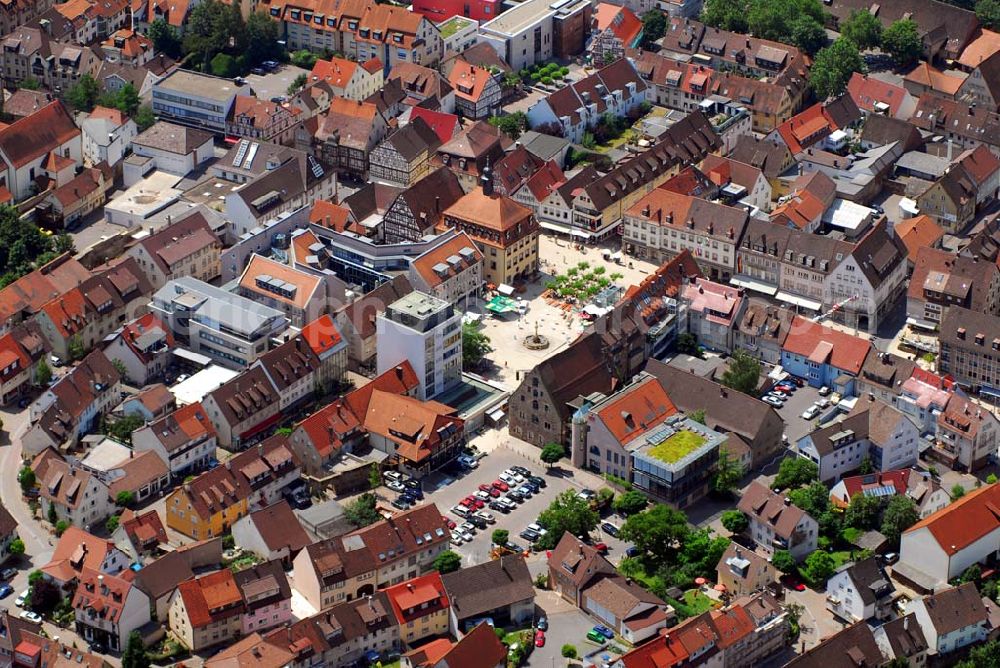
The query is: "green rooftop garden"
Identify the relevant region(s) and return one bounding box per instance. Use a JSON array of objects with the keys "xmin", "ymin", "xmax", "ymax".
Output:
[
  {"xmin": 647, "ymin": 430, "xmax": 707, "ymax": 463},
  {"xmin": 438, "ymin": 17, "xmax": 472, "ymax": 39}
]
